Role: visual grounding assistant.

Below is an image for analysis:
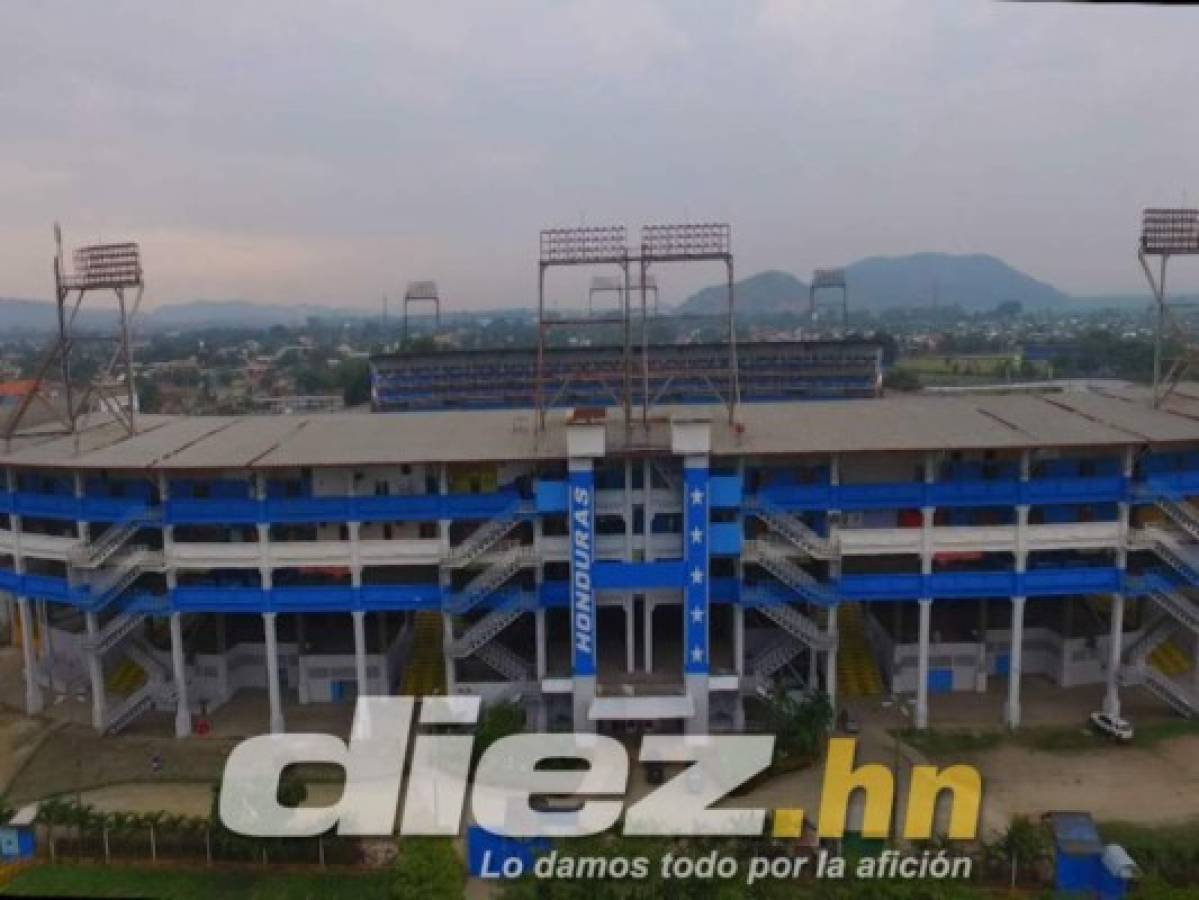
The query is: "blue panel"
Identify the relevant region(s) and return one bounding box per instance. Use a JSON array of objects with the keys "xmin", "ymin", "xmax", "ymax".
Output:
[
  {"xmin": 708, "ymin": 475, "xmax": 742, "ymax": 509},
  {"xmin": 927, "ymin": 480, "xmax": 1019, "ymax": 507},
  {"xmin": 1022, "ymin": 566, "xmax": 1121, "ymax": 596},
  {"xmin": 172, "ymin": 586, "xmax": 270, "ymax": 612},
  {"xmin": 0, "ymin": 491, "xmax": 13, "ymax": 514},
  {"xmin": 569, "ymin": 467, "xmax": 596, "ymax": 677},
  {"xmin": 272, "ymin": 586, "xmax": 357, "ymax": 612},
  {"xmin": 353, "ymin": 494, "xmax": 441, "ymax": 522},
  {"xmin": 166, "ymin": 498, "xmax": 262, "ymax": 524},
  {"xmin": 709, "ymin": 522, "xmax": 742, "ymax": 555},
  {"xmin": 838, "ymin": 482, "xmax": 926, "ymax": 511},
  {"xmin": 81, "ymin": 497, "xmax": 150, "ymax": 521},
  {"xmin": 265, "ymin": 497, "xmax": 354, "ymax": 523},
  {"xmin": 535, "ymin": 480, "xmax": 568, "ymax": 513},
  {"xmin": 683, "ymin": 464, "xmax": 710, "ymax": 675},
  {"xmin": 0, "ymin": 569, "xmax": 20, "ymax": 592},
  {"xmin": 928, "ymin": 571, "xmax": 1017, "ymax": 599},
  {"xmin": 593, "ymin": 561, "xmax": 685, "ymax": 590},
  {"xmin": 14, "ymin": 493, "xmax": 81, "ymax": 519},
  {"xmin": 539, "ymin": 580, "xmax": 569, "ymax": 608},
  {"xmin": 442, "ymin": 491, "xmax": 521, "ymax": 519},
  {"xmin": 994, "ymin": 653, "xmax": 1010, "ymax": 677},
  {"xmin": 1023, "ymin": 476, "xmax": 1126, "ymax": 505},
  {"xmin": 928, "ymin": 669, "xmax": 953, "ymax": 694},
  {"xmin": 359, "ymin": 584, "xmax": 442, "ymax": 610},
  {"xmin": 760, "ymin": 484, "xmax": 834, "ymax": 510},
  {"xmin": 838, "ymin": 573, "xmax": 924, "ymax": 601}
]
